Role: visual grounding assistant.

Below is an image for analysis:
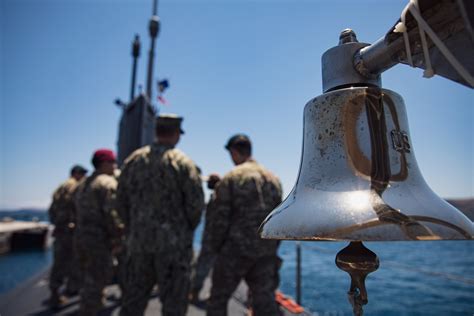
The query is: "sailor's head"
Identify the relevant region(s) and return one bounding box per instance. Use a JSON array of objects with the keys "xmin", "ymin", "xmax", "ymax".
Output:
[
  {"xmin": 70, "ymin": 165, "xmax": 88, "ymax": 181},
  {"xmin": 156, "ymin": 113, "xmax": 184, "ymax": 146},
  {"xmin": 225, "ymin": 134, "xmax": 252, "ymax": 165},
  {"xmin": 91, "ymin": 149, "xmax": 117, "ymax": 176}
]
